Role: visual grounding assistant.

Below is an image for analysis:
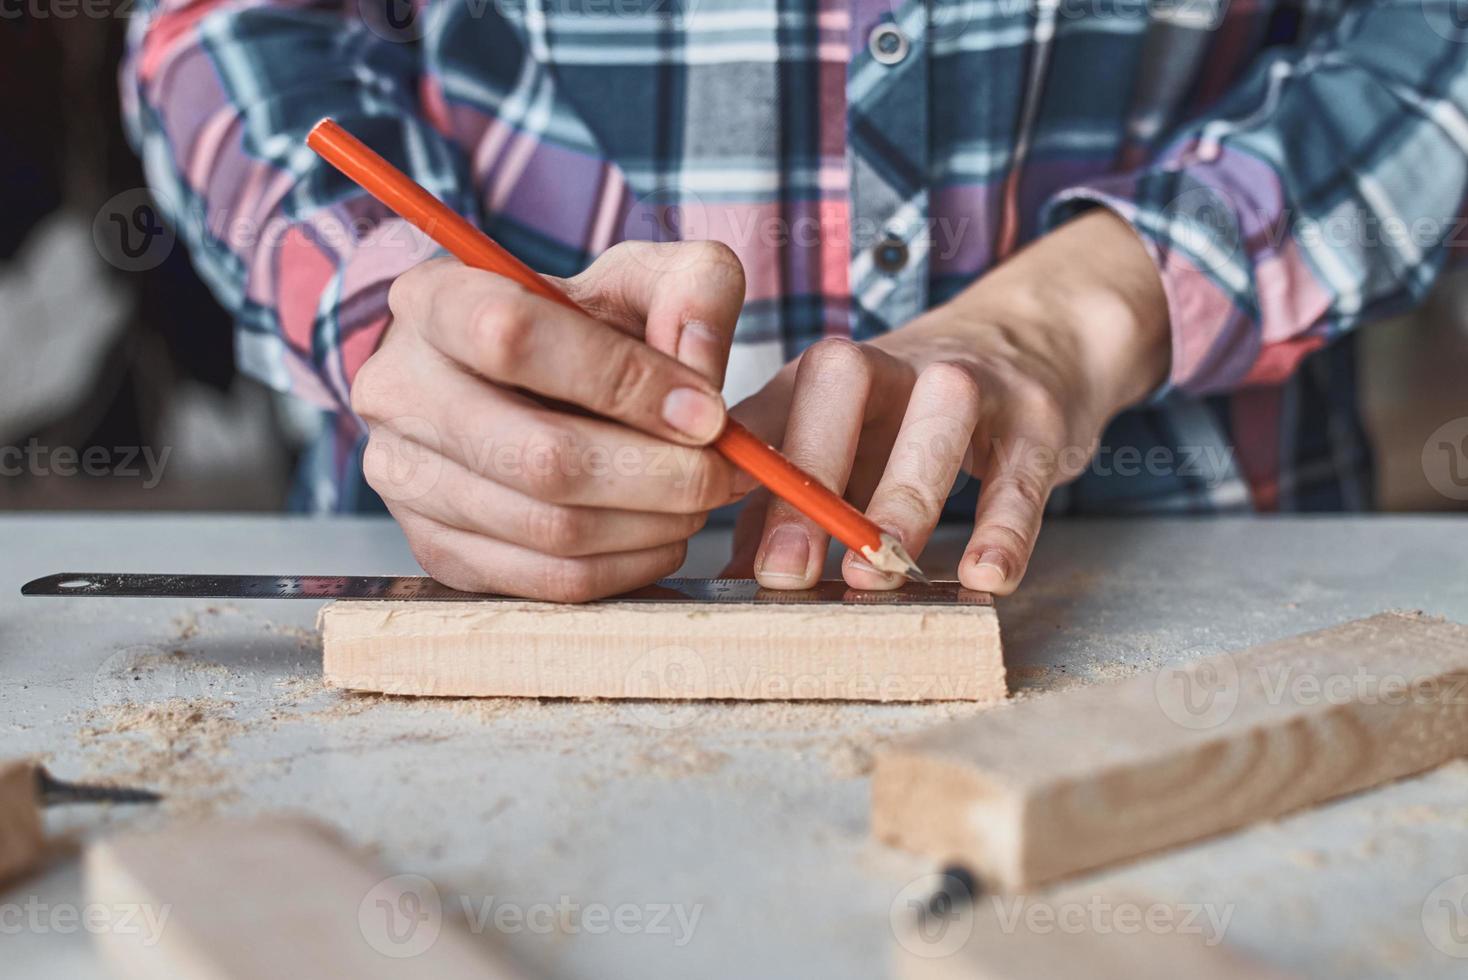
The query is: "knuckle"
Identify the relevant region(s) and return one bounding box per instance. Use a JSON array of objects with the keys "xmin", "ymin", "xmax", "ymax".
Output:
[
  {"xmin": 921, "ymin": 360, "xmax": 982, "ymax": 405},
  {"xmin": 518, "ymin": 426, "xmax": 578, "ymax": 500},
  {"xmin": 527, "ymin": 503, "xmax": 586, "ymax": 556},
  {"xmin": 688, "ymin": 240, "xmax": 745, "ymax": 286},
  {"xmin": 539, "ymin": 560, "xmax": 603, "ymax": 604},
  {"xmin": 386, "ymin": 270, "xmax": 420, "ymax": 322},
  {"xmin": 802, "ymin": 337, "xmax": 870, "ymax": 382},
  {"xmin": 882, "ymin": 479, "xmax": 936, "ymax": 520},
  {"xmin": 406, "ymin": 524, "xmax": 454, "ymax": 580},
  {"xmin": 349, "ymin": 360, "xmax": 384, "ymax": 419},
  {"xmin": 996, "ymin": 470, "xmax": 1049, "ymax": 518},
  {"xmin": 601, "ymin": 346, "xmax": 656, "ymax": 417},
  {"xmin": 470, "ymin": 294, "xmax": 534, "ymax": 376}
]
